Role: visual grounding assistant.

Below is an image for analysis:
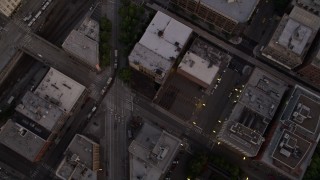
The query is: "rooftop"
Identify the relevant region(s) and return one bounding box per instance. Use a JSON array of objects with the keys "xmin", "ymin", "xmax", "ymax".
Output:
[
  {"xmin": 278, "ymin": 18, "xmax": 312, "ymax": 55},
  {"xmin": 0, "ymin": 119, "xmax": 46, "ymax": 161},
  {"xmin": 201, "ymin": 0, "xmax": 260, "ymax": 23},
  {"xmin": 177, "ymin": 51, "xmax": 219, "ymax": 87},
  {"xmin": 34, "ymin": 68, "xmax": 86, "ymax": 113},
  {"xmin": 189, "ymin": 38, "xmax": 232, "ymax": 67},
  {"xmin": 129, "ymin": 43, "xmax": 173, "ymax": 80},
  {"xmin": 139, "ymin": 11, "xmax": 192, "ymax": 60},
  {"xmin": 239, "ymin": 68, "xmax": 287, "ymax": 119},
  {"xmin": 56, "ymin": 134, "xmax": 99, "ymax": 180},
  {"xmin": 77, "ymin": 17, "xmax": 99, "ymax": 41},
  {"xmin": 263, "ymin": 6, "xmax": 320, "ymax": 69},
  {"xmin": 128, "ymin": 123, "xmax": 181, "ymax": 179},
  {"xmin": 62, "ymin": 30, "xmax": 99, "ymax": 67},
  {"xmin": 258, "ymin": 85, "xmax": 320, "ymax": 180},
  {"xmin": 15, "ymin": 91, "xmax": 64, "ymax": 132},
  {"xmin": 295, "ymin": 0, "xmax": 320, "ymax": 16},
  {"xmin": 271, "ymin": 130, "xmax": 311, "ymax": 169},
  {"xmin": 130, "ymin": 155, "xmax": 162, "ymax": 180},
  {"xmin": 218, "ymin": 68, "xmax": 287, "ymax": 157}
]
